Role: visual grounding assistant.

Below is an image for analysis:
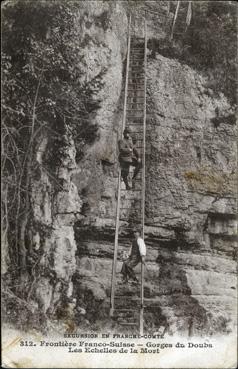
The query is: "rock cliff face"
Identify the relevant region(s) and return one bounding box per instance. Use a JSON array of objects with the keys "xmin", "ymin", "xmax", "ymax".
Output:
[
  {"xmin": 30, "ymin": 2, "xmax": 236, "ymax": 335},
  {"xmin": 30, "ymin": 1, "xmax": 128, "ymax": 317},
  {"xmin": 73, "ymin": 53, "xmax": 236, "ymax": 336}
]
